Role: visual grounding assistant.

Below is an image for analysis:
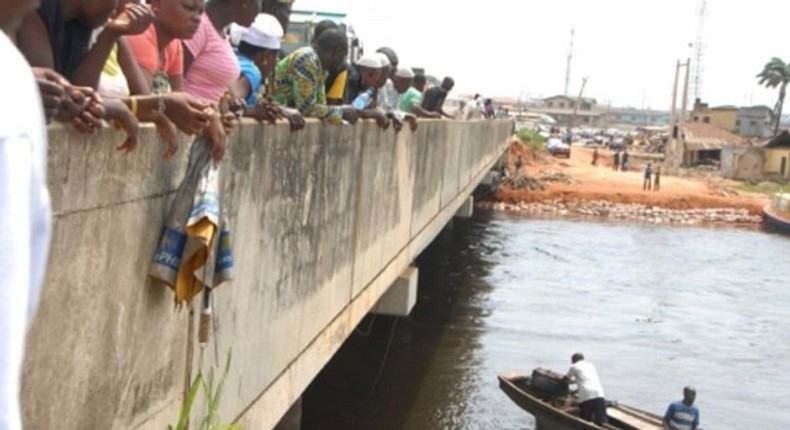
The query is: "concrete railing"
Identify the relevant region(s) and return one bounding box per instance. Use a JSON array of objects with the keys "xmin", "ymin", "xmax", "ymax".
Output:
[{"xmin": 23, "ymin": 118, "xmax": 512, "ymax": 430}]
